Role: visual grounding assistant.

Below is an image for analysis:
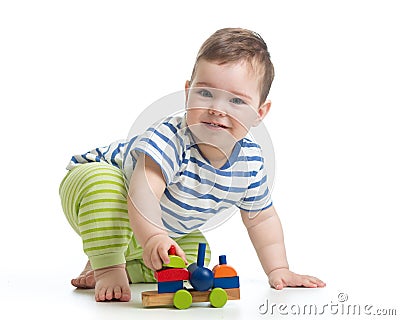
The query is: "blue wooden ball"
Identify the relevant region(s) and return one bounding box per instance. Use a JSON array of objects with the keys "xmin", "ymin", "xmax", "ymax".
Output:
[
  {"xmin": 189, "ymin": 266, "xmax": 214, "ymax": 291},
  {"xmin": 187, "ymin": 262, "xmax": 197, "ymax": 274}
]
